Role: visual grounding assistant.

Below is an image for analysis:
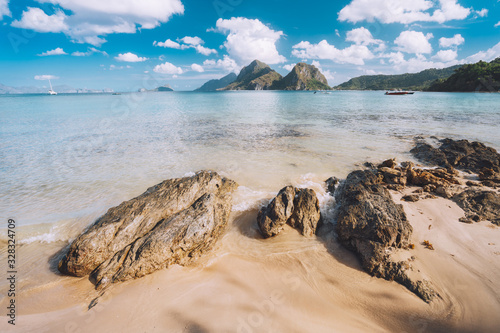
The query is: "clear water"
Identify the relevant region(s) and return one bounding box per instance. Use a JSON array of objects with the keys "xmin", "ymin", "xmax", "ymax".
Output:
[{"xmin": 1, "ymin": 91, "xmax": 499, "ymax": 240}]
